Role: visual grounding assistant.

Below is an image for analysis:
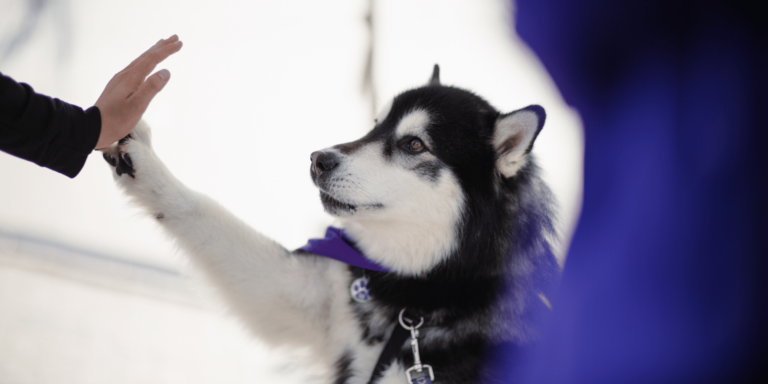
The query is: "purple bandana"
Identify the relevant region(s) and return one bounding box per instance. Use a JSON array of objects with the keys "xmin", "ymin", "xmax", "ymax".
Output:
[{"xmin": 299, "ymin": 227, "xmax": 390, "ymax": 272}]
